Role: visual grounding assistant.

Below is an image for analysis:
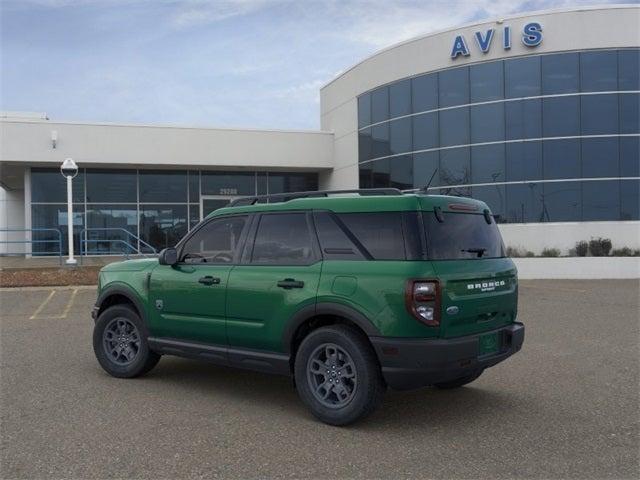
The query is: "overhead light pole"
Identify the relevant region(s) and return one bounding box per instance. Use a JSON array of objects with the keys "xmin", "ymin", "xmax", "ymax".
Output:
[{"xmin": 60, "ymin": 158, "xmax": 78, "ymax": 265}]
